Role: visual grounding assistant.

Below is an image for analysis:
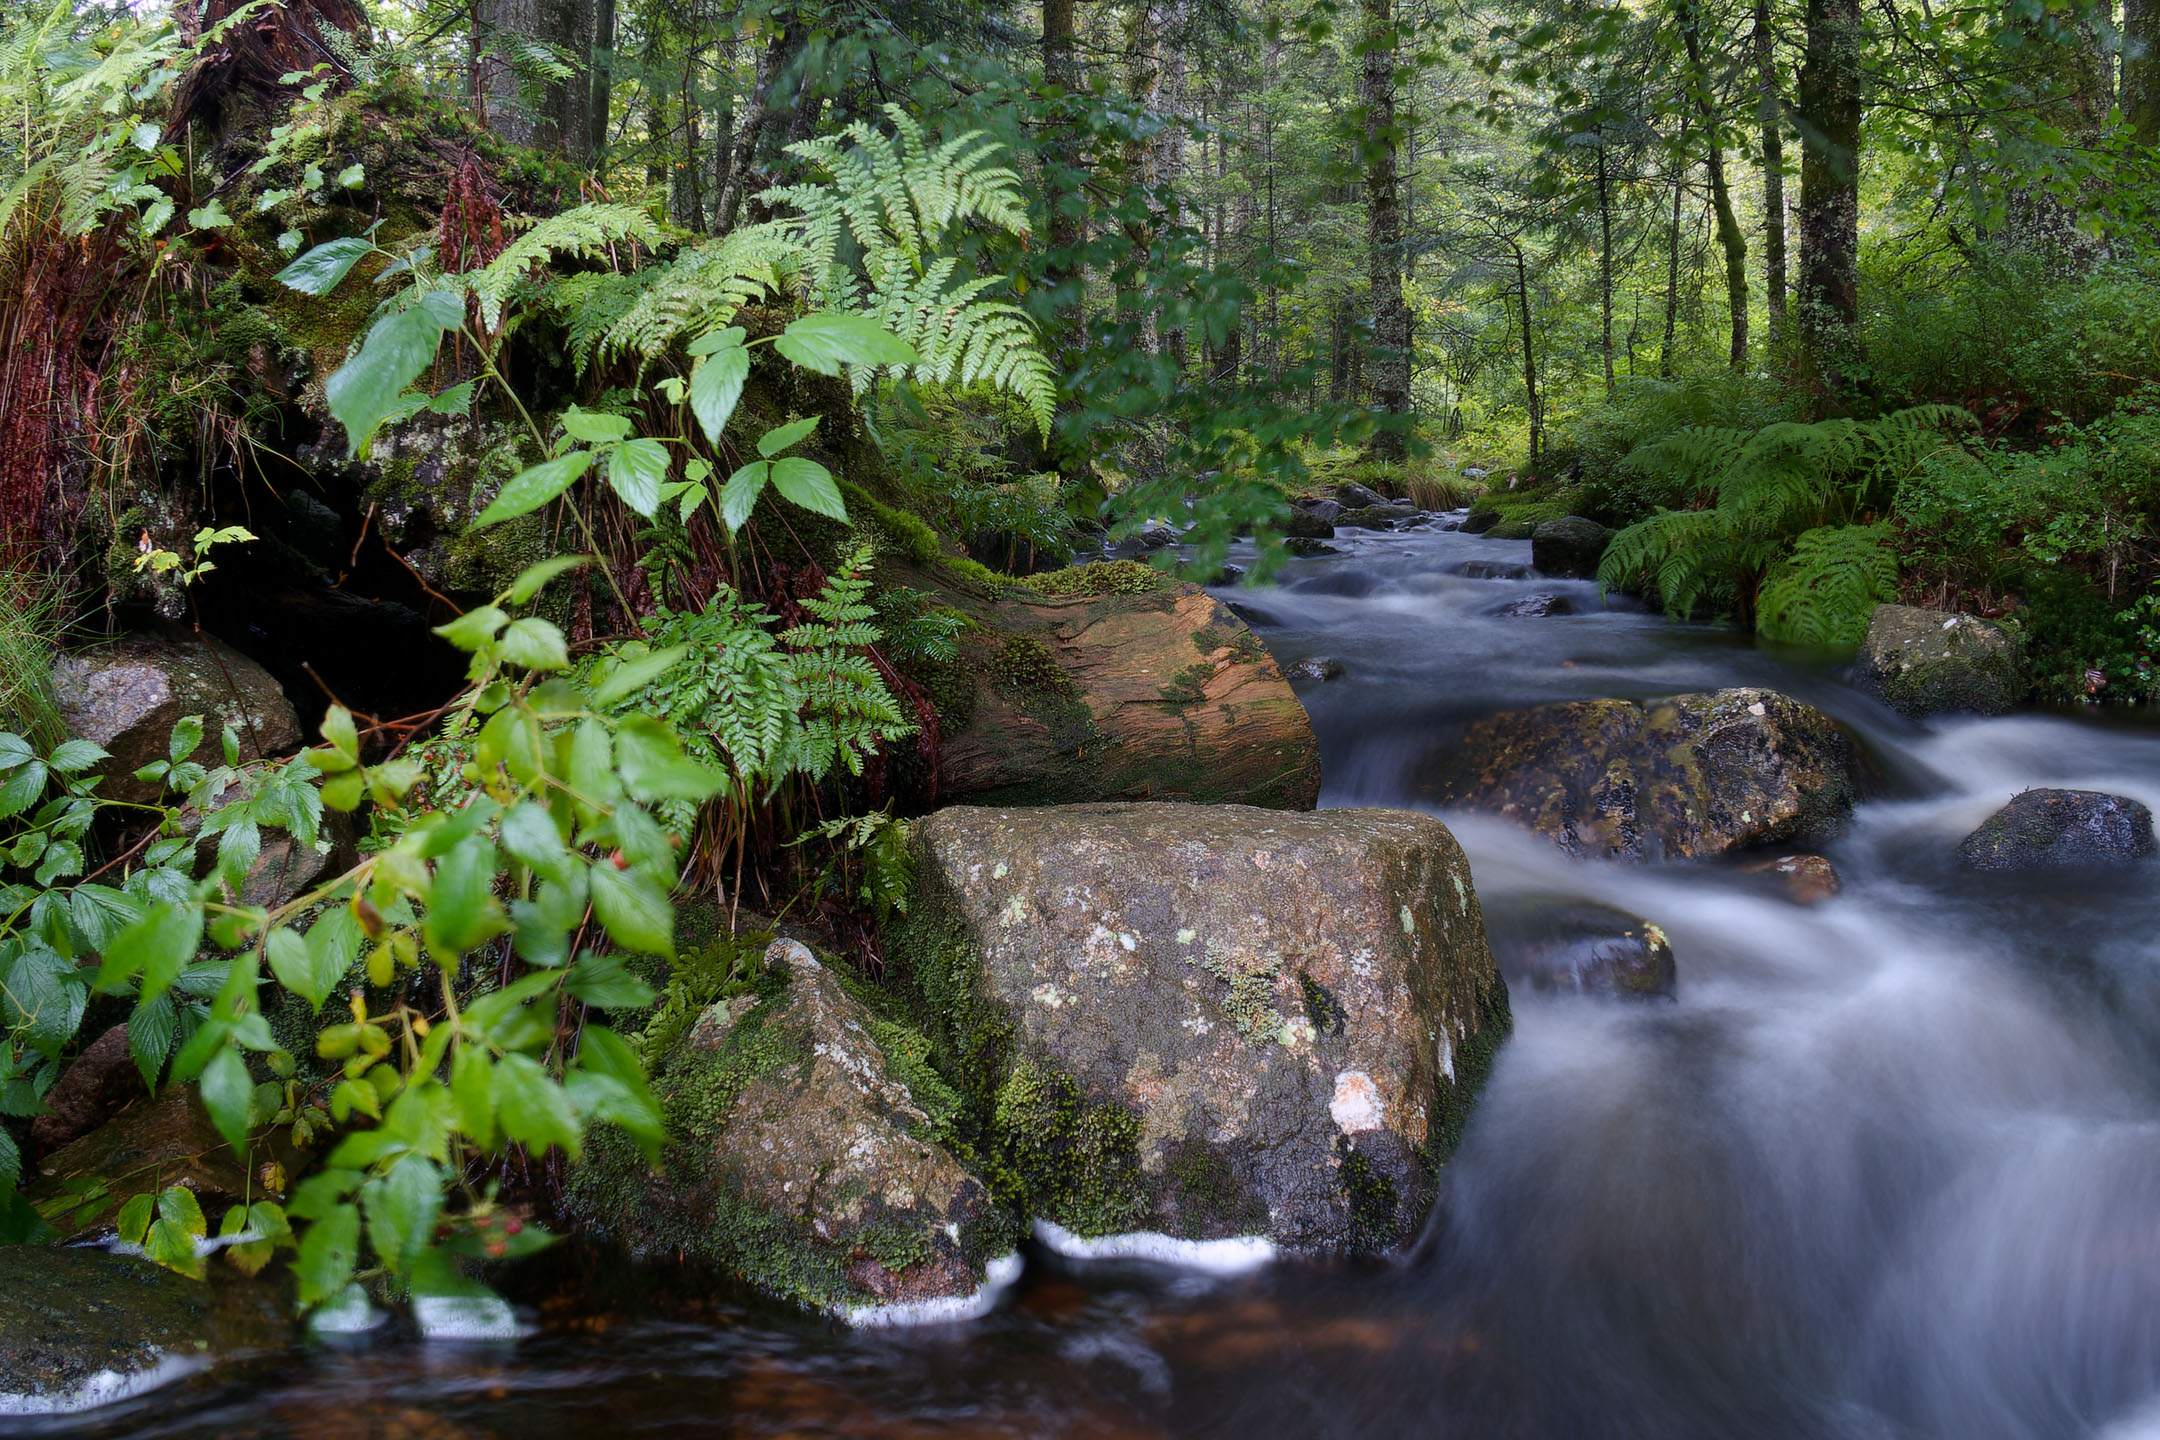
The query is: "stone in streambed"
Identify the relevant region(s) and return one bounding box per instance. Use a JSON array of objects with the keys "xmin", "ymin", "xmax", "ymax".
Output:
[
  {"xmin": 1335, "ymin": 482, "xmax": 1391, "ymax": 510},
  {"xmin": 52, "ymin": 633, "xmax": 300, "ymax": 804},
  {"xmin": 1530, "ymin": 516, "xmax": 1615, "ymax": 579},
  {"xmin": 567, "ymin": 940, "xmax": 1015, "ymax": 1321},
  {"xmin": 1735, "ymin": 852, "xmax": 1842, "ymax": 903},
  {"xmin": 1484, "ymin": 898, "xmax": 1675, "ymax": 1000},
  {"xmin": 1956, "ymin": 789, "xmax": 2156, "ymax": 871},
  {"xmin": 1459, "ymin": 510, "xmax": 1502, "ymax": 535},
  {"xmin": 1493, "ymin": 593, "xmax": 1576, "ymax": 618},
  {"xmin": 1852, "ymin": 604, "xmax": 2024, "ymax": 718},
  {"xmin": 1282, "ymin": 508, "xmax": 1336, "ymax": 540},
  {"xmin": 892, "ymin": 803, "xmax": 1510, "ymax": 1256},
  {"xmin": 27, "ymin": 1088, "xmax": 256, "ymax": 1241},
  {"xmin": 1419, "ymin": 688, "xmax": 1858, "ymax": 862},
  {"xmin": 1287, "ymin": 657, "xmax": 1345, "ymax": 684},
  {"xmin": 1336, "ymin": 504, "xmax": 1419, "ymax": 530}
]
